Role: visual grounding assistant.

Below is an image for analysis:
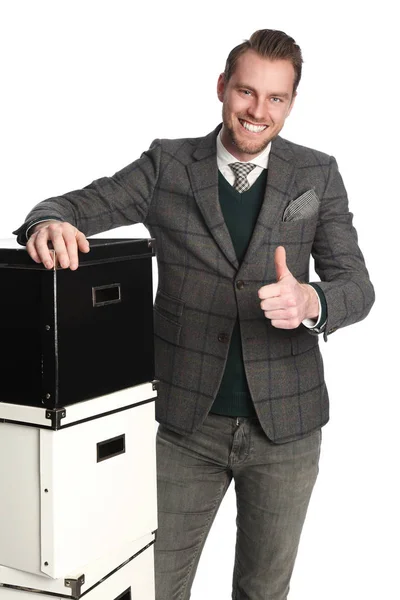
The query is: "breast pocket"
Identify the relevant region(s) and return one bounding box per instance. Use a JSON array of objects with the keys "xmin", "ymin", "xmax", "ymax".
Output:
[{"xmin": 277, "ymin": 214, "xmax": 318, "ymax": 240}]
